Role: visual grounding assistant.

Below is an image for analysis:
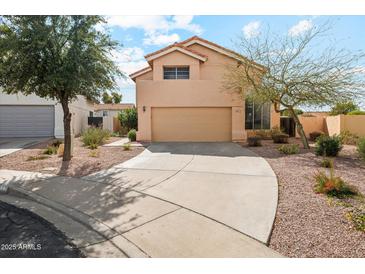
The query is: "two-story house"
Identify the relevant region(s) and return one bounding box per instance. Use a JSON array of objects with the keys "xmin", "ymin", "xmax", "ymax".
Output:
[{"xmin": 130, "ymin": 36, "xmax": 280, "ymax": 142}]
